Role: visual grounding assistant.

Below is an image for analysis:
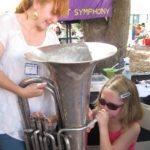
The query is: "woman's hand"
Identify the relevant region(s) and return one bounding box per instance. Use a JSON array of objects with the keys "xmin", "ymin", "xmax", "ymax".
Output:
[
  {"xmin": 31, "ymin": 112, "xmax": 45, "ymax": 118},
  {"xmin": 19, "ymin": 82, "xmax": 47, "ymax": 98},
  {"xmin": 31, "ymin": 113, "xmax": 57, "ymax": 128}
]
